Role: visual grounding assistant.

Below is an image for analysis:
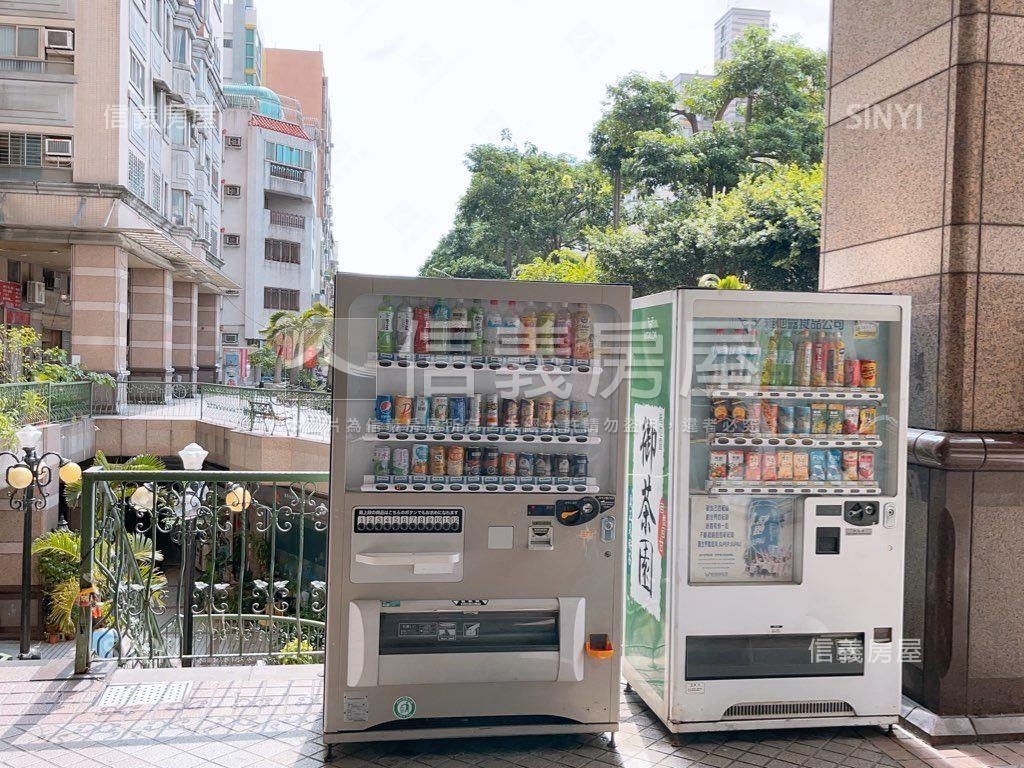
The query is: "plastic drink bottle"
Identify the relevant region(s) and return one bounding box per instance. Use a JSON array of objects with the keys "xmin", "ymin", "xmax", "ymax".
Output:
[
  {"xmin": 468, "ymin": 299, "xmax": 485, "ymax": 357},
  {"xmin": 795, "ymin": 330, "xmax": 813, "ymax": 387},
  {"xmin": 502, "ymin": 301, "xmax": 521, "ymax": 357},
  {"xmin": 376, "ymin": 295, "xmax": 395, "ymax": 355},
  {"xmin": 520, "ymin": 302, "xmax": 538, "ymax": 356},
  {"xmin": 484, "ymin": 300, "xmax": 502, "ymax": 357},
  {"xmin": 827, "ymin": 330, "xmax": 846, "ymax": 387},
  {"xmin": 811, "ymin": 331, "xmax": 828, "ymax": 387},
  {"xmin": 450, "ymin": 299, "xmax": 469, "ymax": 354},
  {"xmin": 536, "ymin": 303, "xmax": 555, "ymax": 358},
  {"xmin": 395, "ymin": 298, "xmax": 415, "ymax": 356},
  {"xmin": 413, "ymin": 298, "xmax": 431, "ymax": 357},
  {"xmin": 431, "ymin": 297, "xmax": 451, "ymax": 355},
  {"xmin": 554, "ymin": 303, "xmax": 573, "ymax": 359},
  {"xmin": 760, "ymin": 324, "xmax": 778, "ymax": 387},
  {"xmin": 571, "ymin": 303, "xmax": 592, "ymax": 360},
  {"xmin": 774, "ymin": 330, "xmax": 795, "ymax": 387}
]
